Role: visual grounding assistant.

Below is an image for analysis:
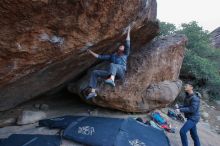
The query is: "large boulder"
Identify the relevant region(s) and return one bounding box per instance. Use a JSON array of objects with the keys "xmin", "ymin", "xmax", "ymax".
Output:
[
  {"xmin": 68, "ymin": 34, "xmax": 187, "ymax": 112},
  {"xmin": 210, "ymin": 27, "xmax": 220, "ymax": 49},
  {"xmin": 0, "ymin": 0, "xmax": 159, "ymax": 111}
]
